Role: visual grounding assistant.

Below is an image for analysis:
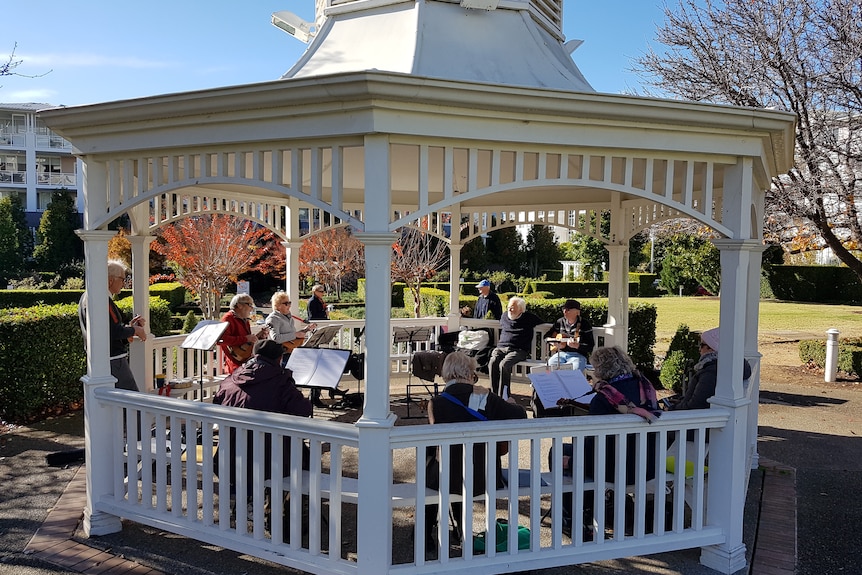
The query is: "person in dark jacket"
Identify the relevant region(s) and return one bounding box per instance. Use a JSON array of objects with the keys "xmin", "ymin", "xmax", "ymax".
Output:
[
  {"xmin": 546, "ymin": 299, "xmax": 595, "ymax": 372},
  {"xmin": 472, "ymin": 279, "xmax": 502, "ymax": 320},
  {"xmin": 425, "ymin": 352, "xmax": 527, "ymax": 554},
  {"xmin": 488, "ymin": 296, "xmax": 544, "ymax": 399},
  {"xmin": 213, "ymin": 339, "xmax": 312, "ymax": 488},
  {"xmin": 671, "ymin": 327, "xmax": 752, "ymax": 411},
  {"xmin": 78, "ymin": 259, "xmax": 147, "ymax": 391}
]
